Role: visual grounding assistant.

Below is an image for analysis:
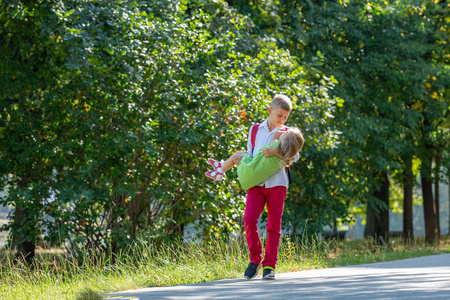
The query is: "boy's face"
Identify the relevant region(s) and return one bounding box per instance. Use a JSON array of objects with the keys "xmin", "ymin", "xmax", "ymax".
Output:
[{"xmin": 268, "ymin": 107, "xmax": 290, "ymax": 129}]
